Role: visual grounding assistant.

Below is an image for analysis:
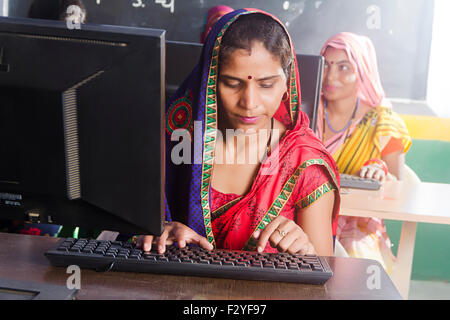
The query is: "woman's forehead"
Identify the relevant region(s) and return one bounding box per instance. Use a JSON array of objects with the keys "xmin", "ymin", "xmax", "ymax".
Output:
[
  {"xmin": 219, "ymin": 42, "xmax": 285, "ymax": 76},
  {"xmin": 221, "ymin": 41, "xmax": 282, "ymax": 64},
  {"xmin": 323, "ymin": 46, "xmax": 349, "ymax": 62}
]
